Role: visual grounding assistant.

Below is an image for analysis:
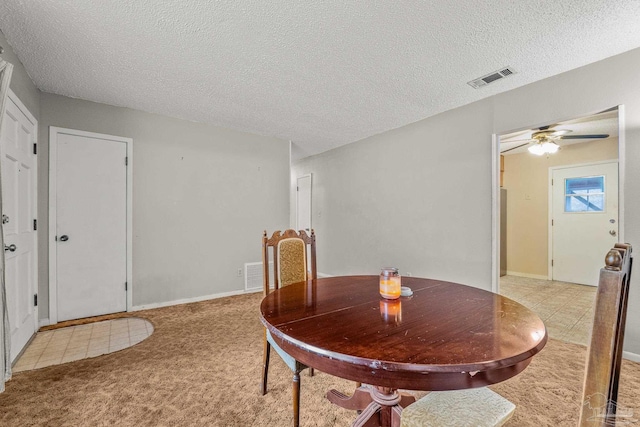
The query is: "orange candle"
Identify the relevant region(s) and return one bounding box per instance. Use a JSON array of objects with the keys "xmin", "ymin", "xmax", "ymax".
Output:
[{"xmin": 380, "ymin": 267, "xmax": 401, "ymax": 299}]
